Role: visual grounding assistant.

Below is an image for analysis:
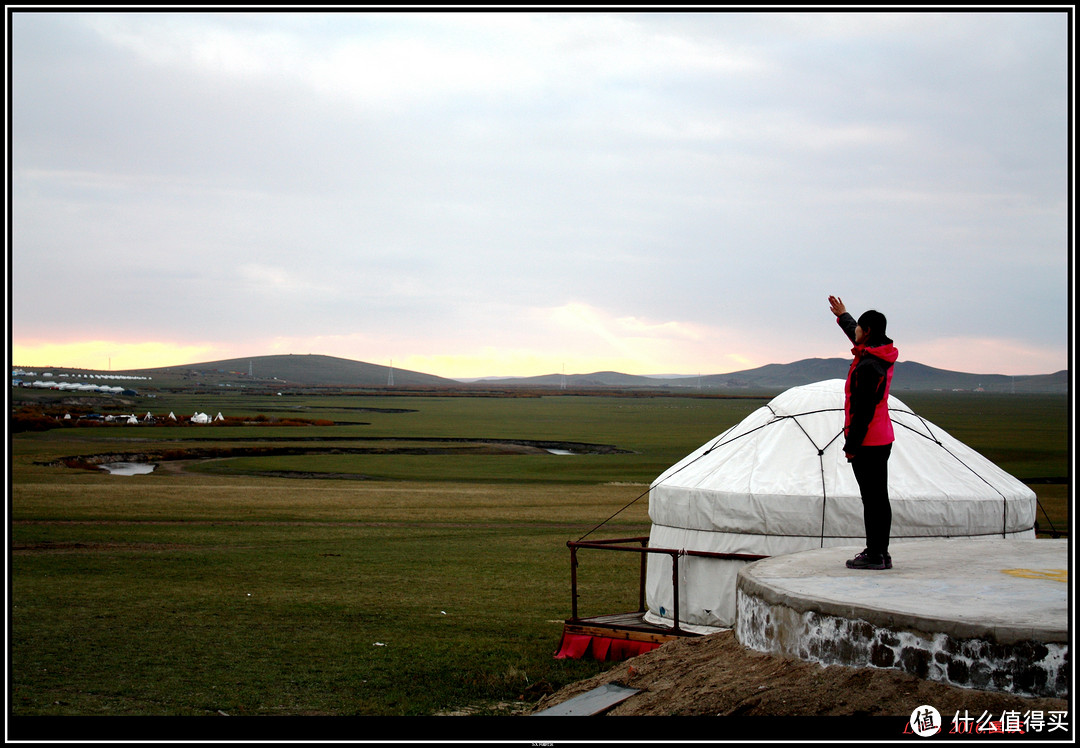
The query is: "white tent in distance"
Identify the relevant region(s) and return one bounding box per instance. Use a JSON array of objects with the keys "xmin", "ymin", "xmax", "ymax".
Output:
[{"xmin": 645, "ymin": 379, "xmax": 1037, "ymax": 633}]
